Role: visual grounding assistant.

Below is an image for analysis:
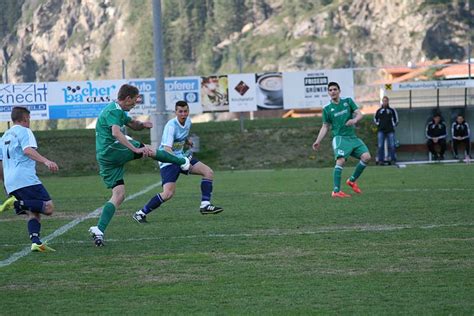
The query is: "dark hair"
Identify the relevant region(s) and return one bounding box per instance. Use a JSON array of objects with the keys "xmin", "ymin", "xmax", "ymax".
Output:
[
  {"xmin": 117, "ymin": 84, "xmax": 139, "ymax": 101},
  {"xmin": 328, "ymin": 82, "xmax": 340, "ymax": 90},
  {"xmin": 175, "ymin": 100, "xmax": 189, "ymax": 110},
  {"xmin": 11, "ymin": 106, "xmax": 30, "ymax": 122}
]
